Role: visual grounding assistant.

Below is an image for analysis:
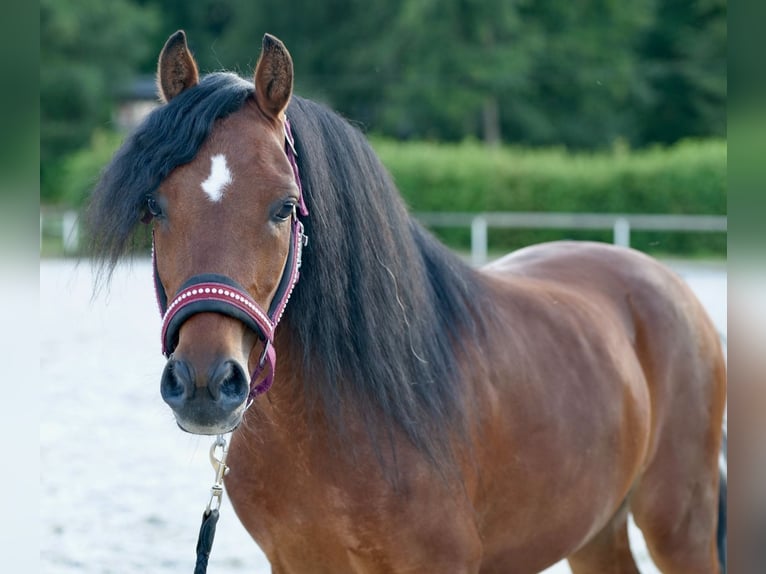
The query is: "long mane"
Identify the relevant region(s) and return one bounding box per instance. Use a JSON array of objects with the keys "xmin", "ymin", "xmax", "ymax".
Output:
[
  {"xmin": 88, "ymin": 73, "xmax": 492, "ymax": 473},
  {"xmin": 285, "ymin": 97, "xmax": 491, "ymax": 472}
]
